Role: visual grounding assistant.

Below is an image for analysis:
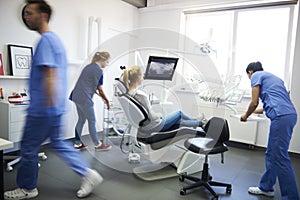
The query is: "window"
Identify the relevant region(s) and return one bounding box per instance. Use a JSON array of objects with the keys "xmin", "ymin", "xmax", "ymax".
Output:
[
  {"xmin": 184, "ymin": 11, "xmax": 233, "ymax": 81},
  {"xmin": 183, "ymin": 3, "xmax": 297, "ymax": 93}
]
